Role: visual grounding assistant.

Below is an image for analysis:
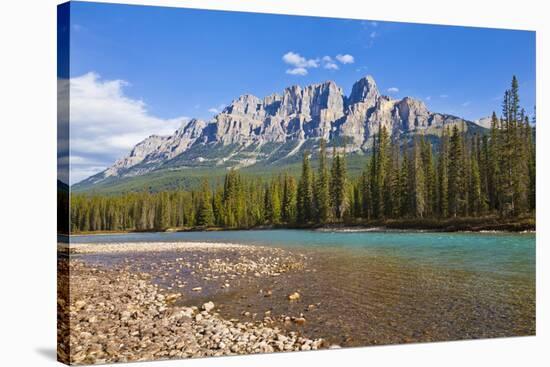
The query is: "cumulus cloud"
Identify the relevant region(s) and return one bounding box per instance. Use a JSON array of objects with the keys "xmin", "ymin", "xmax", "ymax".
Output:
[
  {"xmin": 69, "ymin": 72, "xmax": 187, "ymax": 184},
  {"xmin": 336, "ymin": 54, "xmax": 355, "ymax": 64},
  {"xmin": 282, "ymin": 51, "xmax": 320, "ymax": 68},
  {"xmin": 387, "ymin": 87, "xmax": 399, "ymax": 94},
  {"xmin": 282, "ymin": 52, "xmax": 354, "ymax": 75},
  {"xmin": 324, "ymin": 62, "xmax": 339, "ymax": 70},
  {"xmin": 321, "ymin": 56, "xmax": 339, "ymax": 70},
  {"xmin": 282, "ymin": 52, "xmax": 320, "ymax": 76}
]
